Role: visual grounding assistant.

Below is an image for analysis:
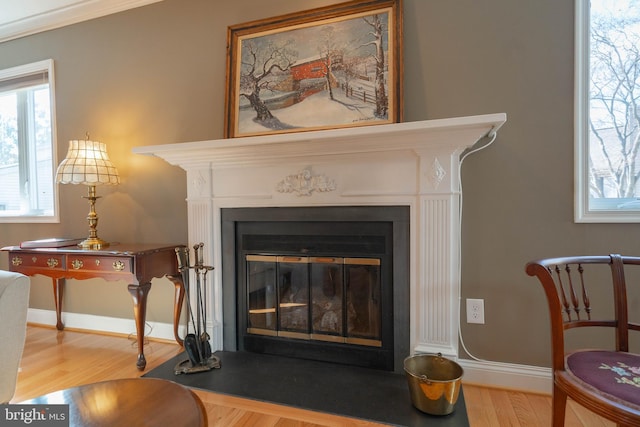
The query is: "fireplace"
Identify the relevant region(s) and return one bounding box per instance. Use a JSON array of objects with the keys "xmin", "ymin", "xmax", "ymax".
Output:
[
  {"xmin": 133, "ymin": 113, "xmax": 506, "ymax": 374},
  {"xmin": 221, "ymin": 206, "xmax": 409, "ymax": 371}
]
